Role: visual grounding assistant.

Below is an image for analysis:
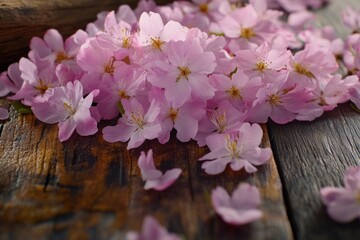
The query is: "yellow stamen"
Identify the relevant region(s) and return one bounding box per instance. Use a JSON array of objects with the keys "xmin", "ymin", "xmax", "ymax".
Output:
[
  {"xmin": 199, "ymin": 3, "xmax": 208, "ymax": 13},
  {"xmin": 119, "ymin": 90, "xmax": 130, "ymax": 99},
  {"xmin": 150, "ymin": 37, "xmax": 164, "ymax": 50},
  {"xmin": 63, "ymin": 102, "xmax": 76, "ymax": 116},
  {"xmin": 130, "ymin": 112, "xmax": 144, "ymax": 128},
  {"xmin": 210, "ymin": 111, "xmax": 227, "ymax": 133},
  {"xmin": 168, "ymin": 108, "xmax": 179, "ymax": 122},
  {"xmin": 55, "ymin": 52, "xmax": 72, "ymax": 63},
  {"xmin": 176, "ymin": 66, "xmax": 191, "ymax": 82},
  {"xmin": 240, "ymin": 28, "xmax": 255, "ymax": 40},
  {"xmin": 226, "ymin": 86, "xmax": 243, "ymax": 100},
  {"xmin": 268, "ymin": 94, "xmax": 282, "ymax": 106},
  {"xmin": 34, "ymin": 79, "xmax": 49, "ymax": 95},
  {"xmin": 294, "ymin": 63, "xmax": 315, "ymax": 78},
  {"xmin": 256, "ymin": 61, "xmax": 268, "ymax": 72},
  {"xmin": 104, "ymin": 57, "xmax": 115, "ymax": 74},
  {"xmin": 356, "ymin": 191, "xmax": 360, "ymax": 203},
  {"xmin": 226, "ymin": 137, "xmax": 240, "ymax": 159}
]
